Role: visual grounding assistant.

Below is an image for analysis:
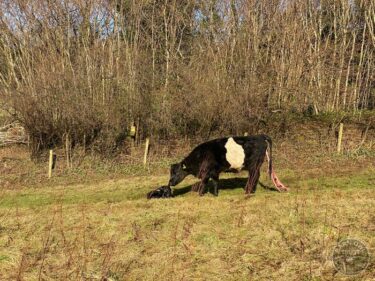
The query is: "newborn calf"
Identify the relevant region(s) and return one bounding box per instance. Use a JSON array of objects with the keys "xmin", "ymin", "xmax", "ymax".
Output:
[{"xmin": 147, "ymin": 185, "xmax": 173, "ymax": 199}]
